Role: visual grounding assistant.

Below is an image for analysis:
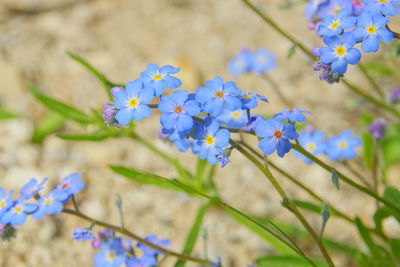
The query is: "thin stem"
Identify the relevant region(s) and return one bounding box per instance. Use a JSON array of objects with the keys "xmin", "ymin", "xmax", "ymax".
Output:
[
  {"xmin": 238, "ymin": 140, "xmax": 388, "ymax": 240},
  {"xmin": 293, "ymin": 143, "xmax": 400, "ymax": 214},
  {"xmin": 234, "ymin": 141, "xmax": 335, "ymax": 267},
  {"xmin": 341, "ymin": 161, "xmax": 372, "ymax": 188},
  {"xmin": 357, "ymin": 63, "xmax": 385, "ymax": 99},
  {"xmin": 372, "ymin": 140, "xmax": 380, "ymax": 209},
  {"xmin": 240, "ymin": 0, "xmax": 400, "ymax": 119},
  {"xmin": 262, "ymin": 74, "xmax": 292, "ymax": 107},
  {"xmin": 71, "ymin": 195, "xmax": 80, "ymax": 213},
  {"xmin": 62, "ymin": 208, "xmax": 211, "ymax": 265}
]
